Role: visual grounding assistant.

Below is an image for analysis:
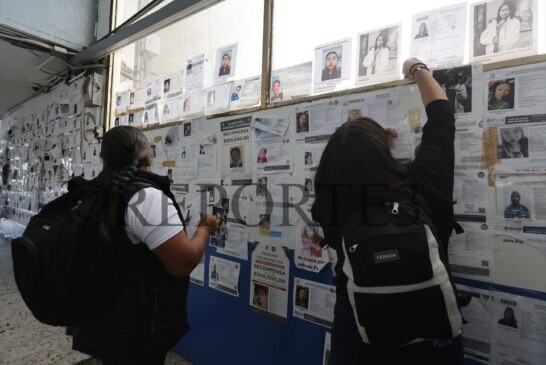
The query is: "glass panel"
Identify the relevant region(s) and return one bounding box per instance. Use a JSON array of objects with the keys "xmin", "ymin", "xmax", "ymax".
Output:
[
  {"xmin": 271, "ymin": 0, "xmax": 545, "ymax": 98},
  {"xmin": 111, "ymin": 0, "xmax": 264, "ymax": 125},
  {"xmin": 115, "ymin": 0, "xmax": 174, "ymax": 28}
]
